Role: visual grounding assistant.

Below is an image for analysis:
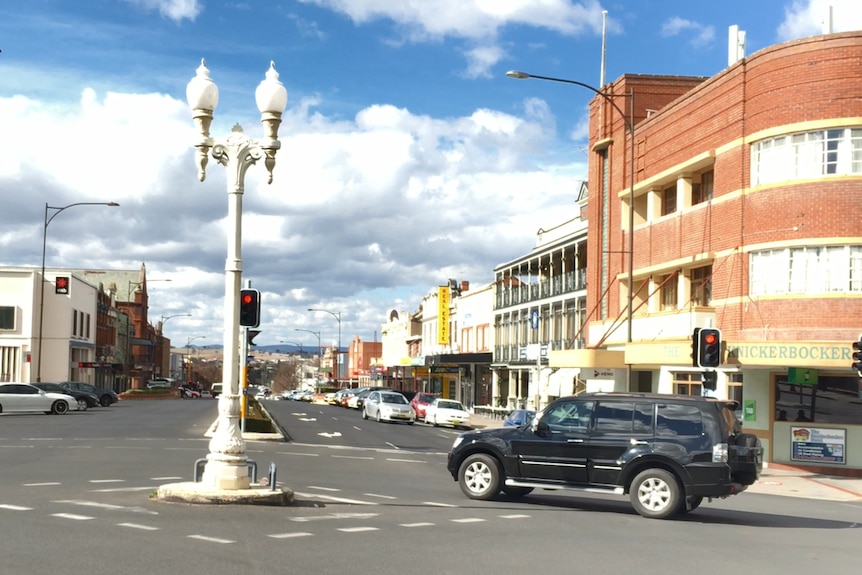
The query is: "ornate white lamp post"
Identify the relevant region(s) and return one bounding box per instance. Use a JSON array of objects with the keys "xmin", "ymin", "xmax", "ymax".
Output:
[{"xmin": 186, "ymin": 59, "xmax": 287, "ymax": 491}]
